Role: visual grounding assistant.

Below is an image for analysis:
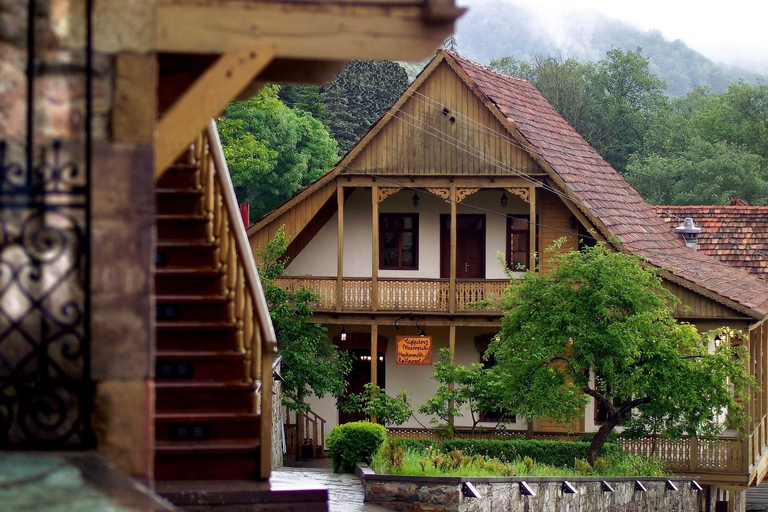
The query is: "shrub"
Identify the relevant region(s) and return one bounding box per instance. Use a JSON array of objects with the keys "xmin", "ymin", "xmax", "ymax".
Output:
[
  {"xmin": 380, "ymin": 438, "xmax": 406, "ymax": 473},
  {"xmin": 326, "ymin": 421, "xmax": 387, "ymax": 473},
  {"xmin": 440, "ymin": 438, "xmax": 622, "ymax": 468}
]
